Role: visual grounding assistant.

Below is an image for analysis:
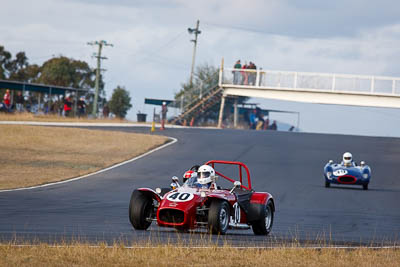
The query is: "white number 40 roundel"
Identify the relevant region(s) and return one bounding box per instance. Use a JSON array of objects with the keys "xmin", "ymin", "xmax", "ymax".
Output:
[{"xmin": 166, "ymin": 192, "xmax": 194, "ymax": 202}]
